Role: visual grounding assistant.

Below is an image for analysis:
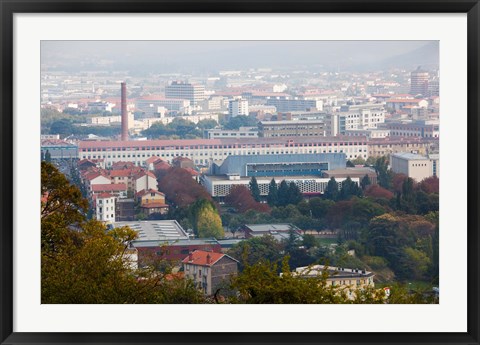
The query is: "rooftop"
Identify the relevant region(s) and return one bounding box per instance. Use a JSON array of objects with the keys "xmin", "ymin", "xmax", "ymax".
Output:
[
  {"xmin": 131, "ymin": 238, "xmax": 220, "ymax": 248},
  {"xmin": 244, "ymin": 223, "xmax": 300, "ymax": 233},
  {"xmin": 91, "ymin": 183, "xmax": 127, "ymax": 192},
  {"xmin": 114, "ymin": 220, "xmax": 188, "ymax": 242},
  {"xmin": 181, "ymin": 250, "xmax": 238, "ymax": 267},
  {"xmin": 391, "ymin": 152, "xmax": 429, "ymax": 160},
  {"xmin": 294, "ymin": 265, "xmax": 374, "ymax": 279}
]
